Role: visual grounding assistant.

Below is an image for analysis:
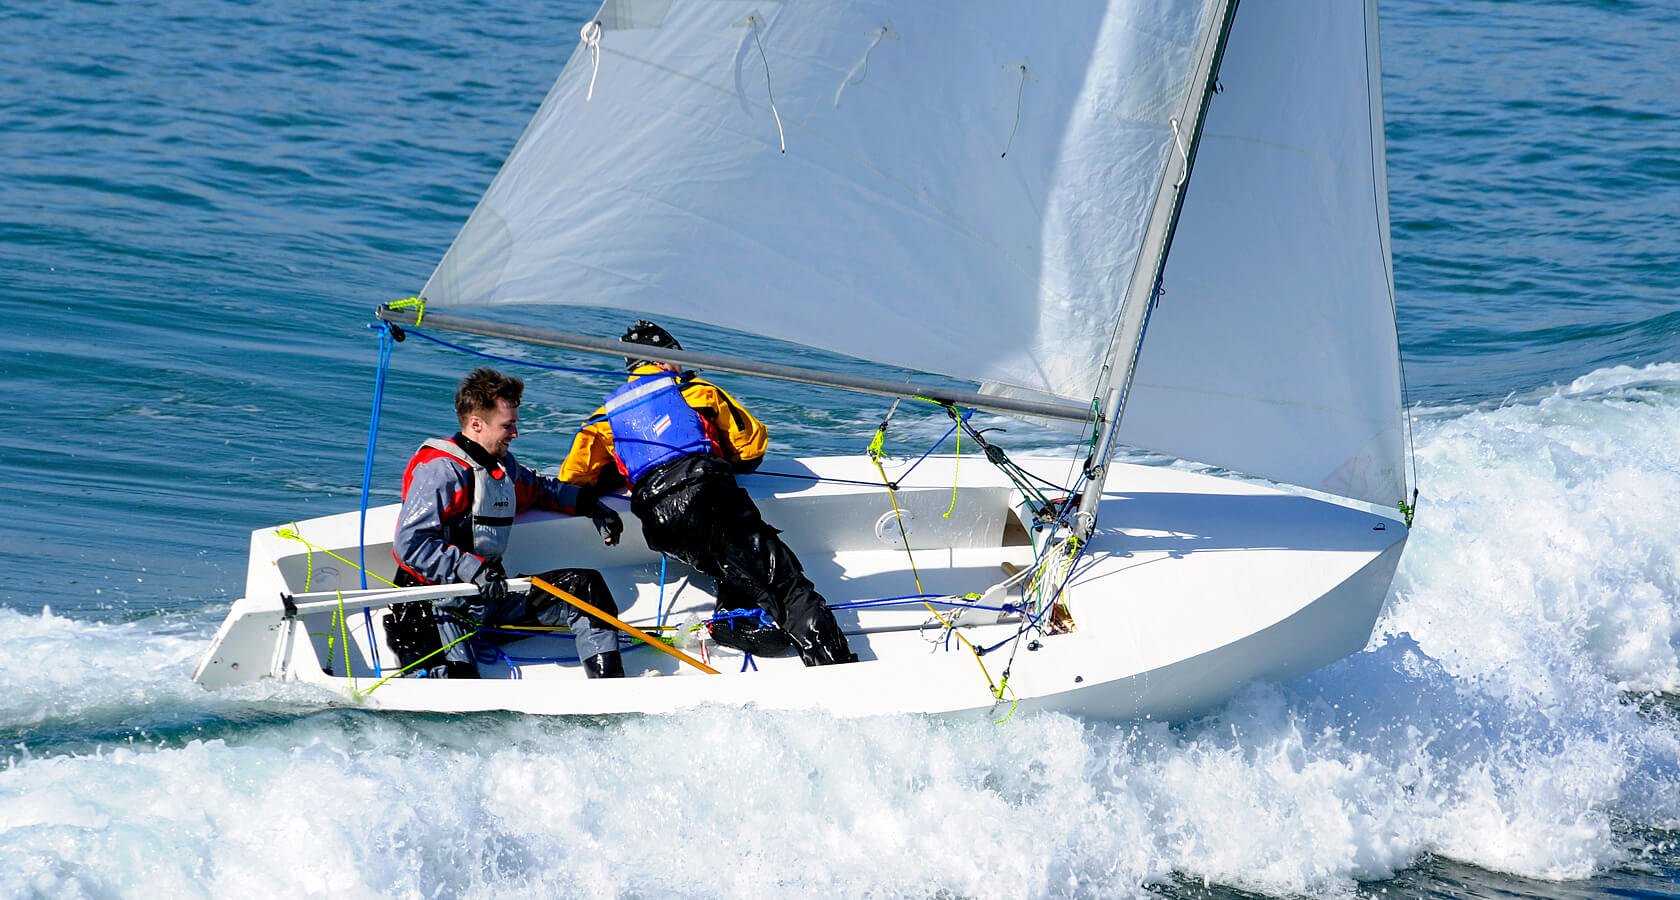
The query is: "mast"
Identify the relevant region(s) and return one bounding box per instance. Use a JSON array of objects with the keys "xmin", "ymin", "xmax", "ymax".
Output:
[{"xmin": 1074, "ymin": 0, "xmax": 1241, "ymax": 537}]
